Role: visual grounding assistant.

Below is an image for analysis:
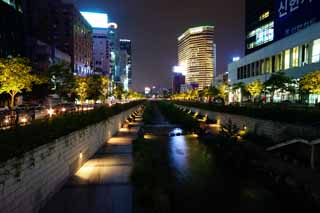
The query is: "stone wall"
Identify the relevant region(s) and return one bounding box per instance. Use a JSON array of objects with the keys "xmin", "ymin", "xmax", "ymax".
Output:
[
  {"xmin": 178, "ymin": 105, "xmax": 320, "ymax": 142},
  {"xmin": 0, "ymin": 106, "xmax": 139, "ymax": 213}
]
